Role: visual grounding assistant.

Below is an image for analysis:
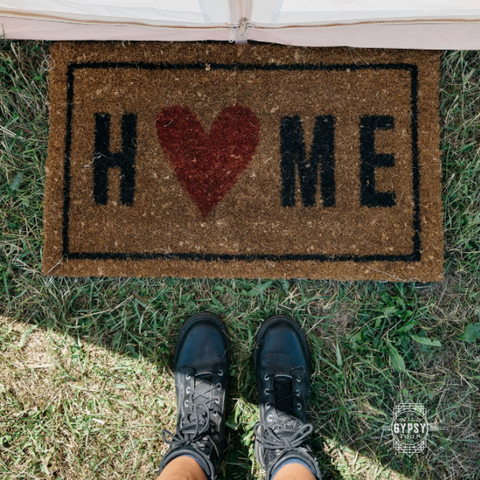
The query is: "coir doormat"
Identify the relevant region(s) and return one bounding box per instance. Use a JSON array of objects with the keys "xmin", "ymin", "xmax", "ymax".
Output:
[{"xmin": 43, "ymin": 42, "xmax": 443, "ymax": 281}]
